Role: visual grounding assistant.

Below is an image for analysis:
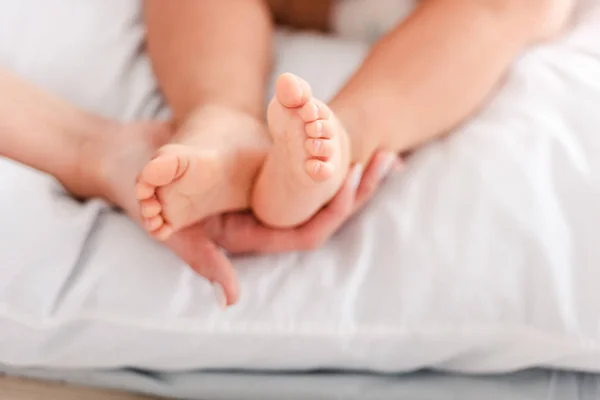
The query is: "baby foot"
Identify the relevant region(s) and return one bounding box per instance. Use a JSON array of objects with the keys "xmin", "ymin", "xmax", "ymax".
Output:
[
  {"xmin": 135, "ymin": 106, "xmax": 270, "ymax": 240},
  {"xmin": 252, "ymin": 73, "xmax": 351, "ymax": 228},
  {"xmin": 76, "ymin": 121, "xmax": 243, "ymax": 305},
  {"xmin": 135, "ymin": 145, "xmax": 223, "ymax": 240}
]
